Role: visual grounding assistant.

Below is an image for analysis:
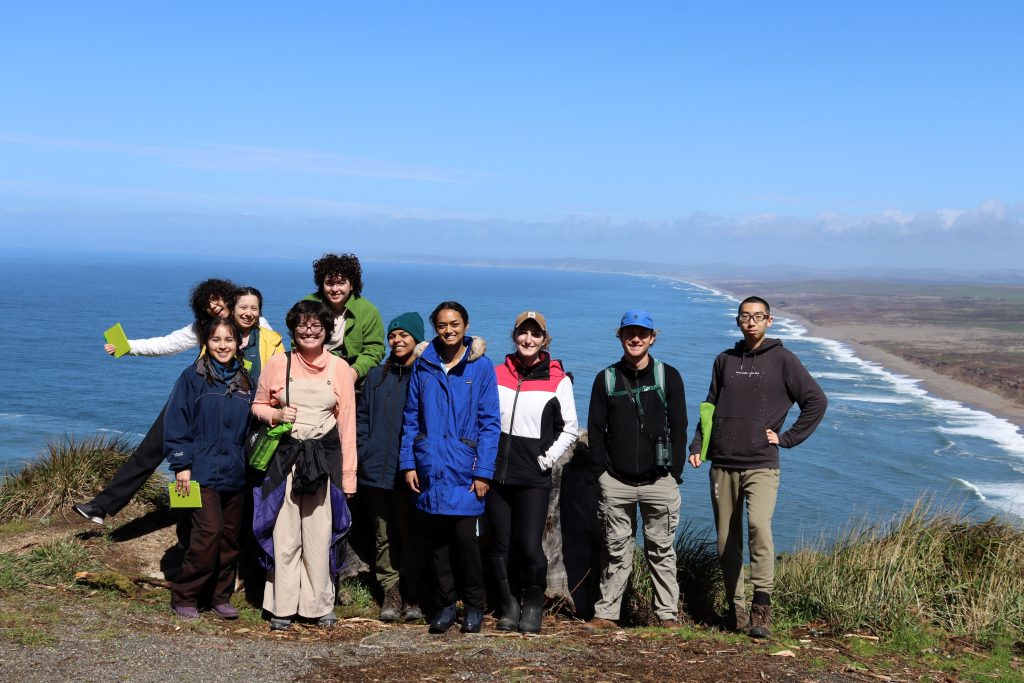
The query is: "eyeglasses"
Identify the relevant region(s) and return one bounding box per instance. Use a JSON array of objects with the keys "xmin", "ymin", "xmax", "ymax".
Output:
[
  {"xmin": 296, "ymin": 323, "xmax": 324, "ymax": 333},
  {"xmin": 736, "ymin": 313, "xmax": 770, "ymax": 323}
]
